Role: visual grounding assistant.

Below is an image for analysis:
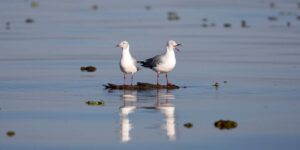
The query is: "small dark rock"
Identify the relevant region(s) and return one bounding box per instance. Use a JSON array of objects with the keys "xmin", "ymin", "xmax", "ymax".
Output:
[
  {"xmin": 91, "ymin": 4, "xmax": 98, "ymax": 11},
  {"xmin": 223, "ymin": 81, "xmax": 228, "ymax": 84},
  {"xmin": 80, "ymin": 66, "xmax": 97, "ymax": 72},
  {"xmin": 279, "ymin": 11, "xmax": 285, "ymax": 16},
  {"xmin": 145, "ymin": 5, "xmax": 151, "ymax": 11},
  {"xmin": 184, "ymin": 122, "xmax": 193, "ymax": 128},
  {"xmin": 297, "ymin": 16, "xmax": 300, "ymax": 20},
  {"xmin": 268, "ymin": 16, "xmax": 278, "ymax": 21},
  {"xmin": 25, "ymin": 18, "xmax": 34, "ymax": 23},
  {"xmin": 287, "ymin": 21, "xmax": 291, "ymax": 27},
  {"xmin": 202, "ymin": 18, "xmax": 208, "ymax": 22},
  {"xmin": 270, "ymin": 2, "xmax": 275, "ymax": 9},
  {"xmin": 6, "ymin": 131, "xmax": 15, "ymax": 137},
  {"xmin": 168, "ymin": 12, "xmax": 180, "ymax": 21},
  {"xmin": 213, "ymin": 82, "xmax": 219, "ymax": 87},
  {"xmin": 213, "ymin": 82, "xmax": 219, "ymax": 90},
  {"xmin": 214, "ymin": 120, "xmax": 238, "ymax": 130},
  {"xmin": 201, "ymin": 24, "xmax": 208, "ymax": 28},
  {"xmin": 241, "ymin": 20, "xmax": 249, "ymax": 28},
  {"xmin": 223, "ymin": 23, "xmax": 231, "ymax": 28},
  {"xmin": 5, "ymin": 21, "xmax": 10, "ymax": 30}
]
